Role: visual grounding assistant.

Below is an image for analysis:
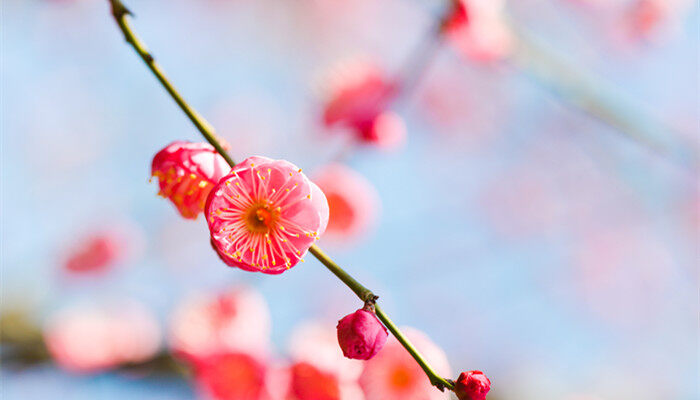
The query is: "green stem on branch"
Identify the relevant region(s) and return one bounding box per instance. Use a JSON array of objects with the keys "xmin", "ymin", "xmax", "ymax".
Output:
[{"xmin": 106, "ymin": 0, "xmax": 455, "ymax": 392}]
